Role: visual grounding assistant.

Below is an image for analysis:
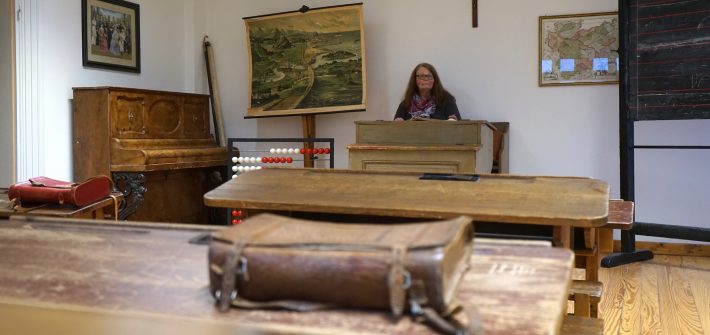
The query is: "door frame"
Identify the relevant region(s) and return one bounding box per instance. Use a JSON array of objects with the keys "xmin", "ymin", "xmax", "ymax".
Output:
[{"xmin": 1, "ymin": 0, "xmax": 16, "ymax": 185}]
